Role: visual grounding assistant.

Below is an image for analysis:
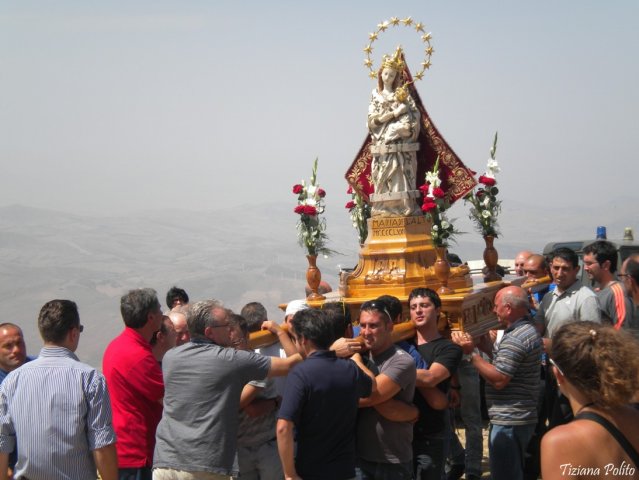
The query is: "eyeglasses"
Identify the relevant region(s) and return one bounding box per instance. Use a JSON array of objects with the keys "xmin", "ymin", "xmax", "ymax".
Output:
[
  {"xmin": 360, "ymin": 300, "xmax": 392, "ymax": 322},
  {"xmin": 618, "ymin": 273, "xmax": 630, "ymax": 279},
  {"xmin": 548, "ymin": 357, "xmax": 564, "ymax": 377}
]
